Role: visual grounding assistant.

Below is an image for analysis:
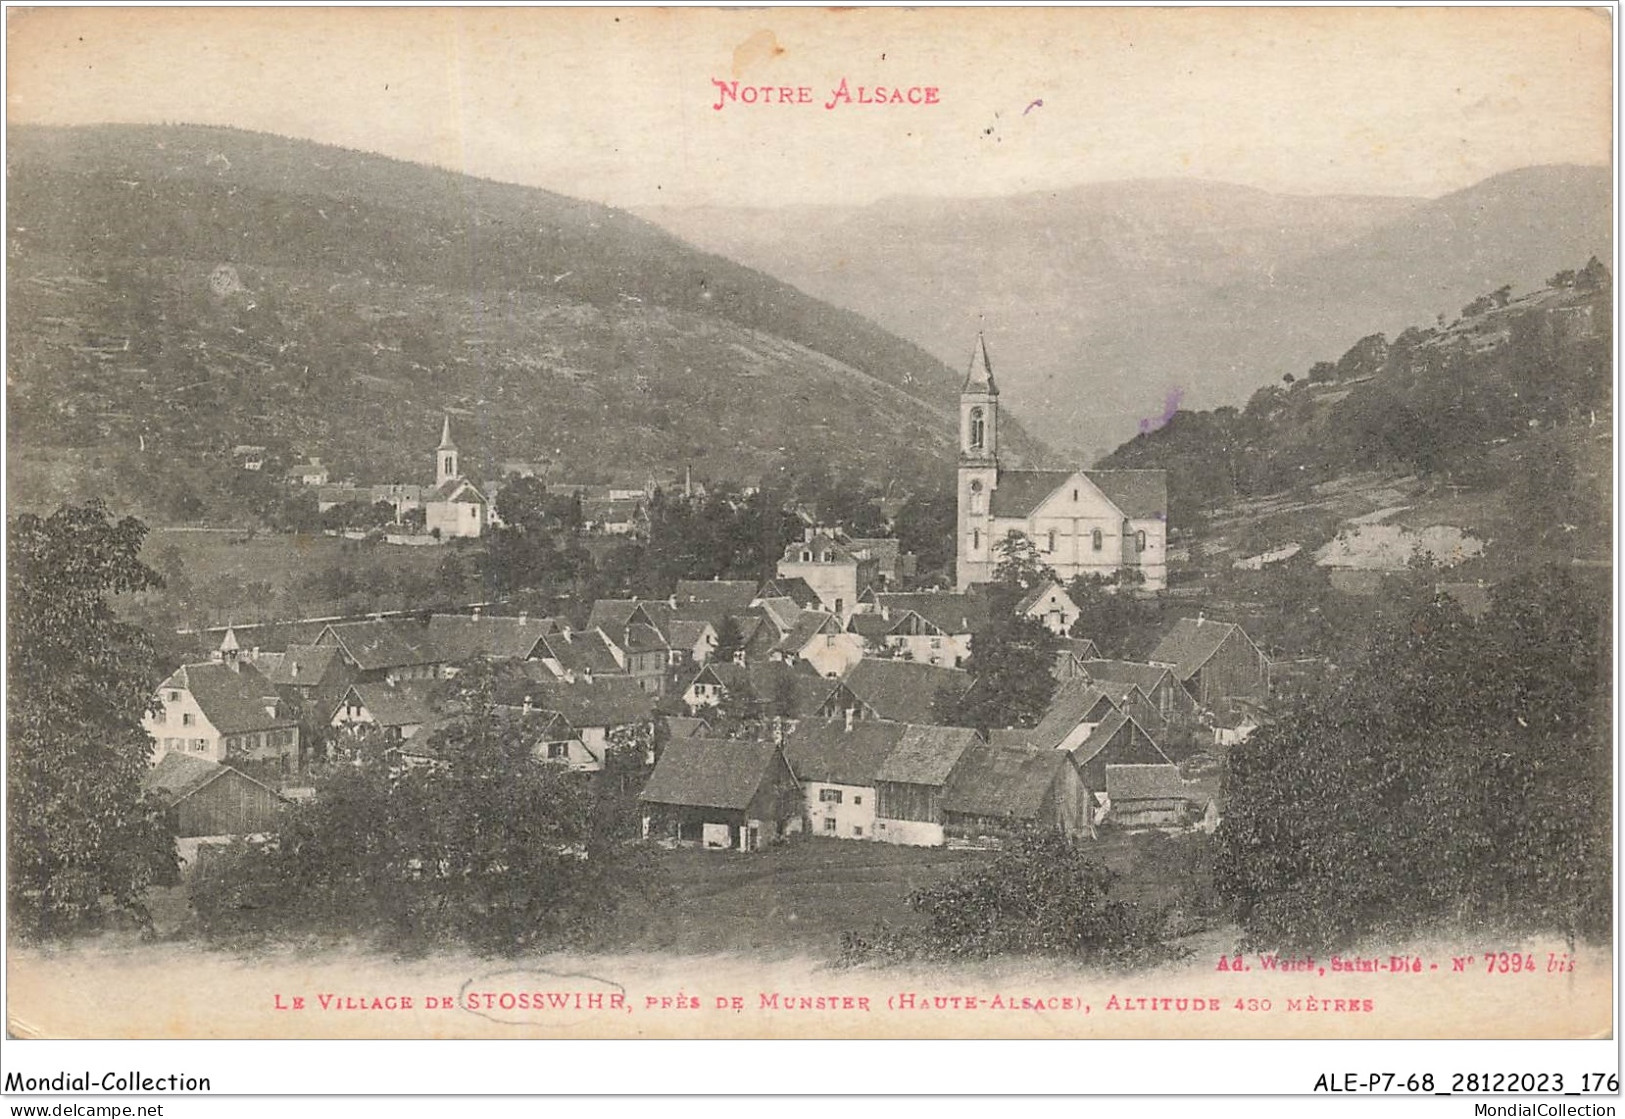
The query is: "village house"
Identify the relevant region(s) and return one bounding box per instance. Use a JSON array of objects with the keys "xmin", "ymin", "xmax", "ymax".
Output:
[
  {"xmin": 1016, "ymin": 582, "xmax": 1082, "ymax": 636},
  {"xmin": 285, "ymin": 457, "xmax": 329, "ymax": 487},
  {"xmin": 328, "ymin": 681, "xmax": 438, "ymax": 743},
  {"xmin": 314, "ymin": 618, "xmax": 444, "ymax": 684},
  {"xmin": 776, "ymin": 529, "xmax": 880, "ymax": 620},
  {"xmin": 846, "ymin": 538, "xmax": 916, "ymax": 589},
  {"xmin": 1002, "ymin": 678, "xmax": 1169, "ymax": 757},
  {"xmin": 861, "ymin": 590, "xmax": 990, "ymax": 667},
  {"xmin": 664, "ymin": 619, "xmax": 718, "ymax": 666},
  {"xmin": 1053, "ymin": 637, "xmax": 1103, "ymax": 682},
  {"xmin": 530, "ymin": 626, "xmax": 627, "ymax": 684},
  {"xmin": 586, "ymin": 600, "xmax": 674, "ymax": 695},
  {"xmin": 674, "ymin": 579, "xmax": 759, "ymax": 611},
  {"xmin": 771, "ymin": 609, "xmax": 865, "ymax": 678},
  {"xmin": 755, "ymin": 575, "xmax": 823, "ymax": 610},
  {"xmin": 955, "ymin": 334, "xmax": 1167, "ymax": 590},
  {"xmin": 639, "ymin": 737, "xmax": 802, "ymax": 851},
  {"xmin": 681, "ymin": 660, "xmax": 826, "ymax": 723},
  {"xmin": 1148, "ymin": 616, "xmax": 1271, "ymax": 706},
  {"xmin": 1102, "ymin": 763, "xmax": 1211, "ymax": 830},
  {"xmin": 142, "ymin": 754, "xmax": 287, "ymax": 838},
  {"xmin": 492, "ymin": 676, "xmax": 657, "ymax": 771},
  {"xmin": 783, "ymin": 718, "xmax": 906, "ymax": 841},
  {"xmin": 424, "ymin": 612, "xmax": 560, "ymax": 663},
  {"xmin": 871, "ymin": 724, "xmax": 980, "ymax": 846},
  {"xmin": 1079, "ymin": 659, "xmax": 1202, "ymax": 726},
  {"xmin": 941, "ymin": 741, "xmax": 1090, "ymax": 841},
  {"xmin": 816, "ymin": 659, "xmax": 973, "ymax": 726},
  {"xmin": 145, "ymin": 659, "xmax": 302, "ymax": 777},
  {"xmin": 259, "ymin": 642, "xmax": 349, "ymax": 704}
]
